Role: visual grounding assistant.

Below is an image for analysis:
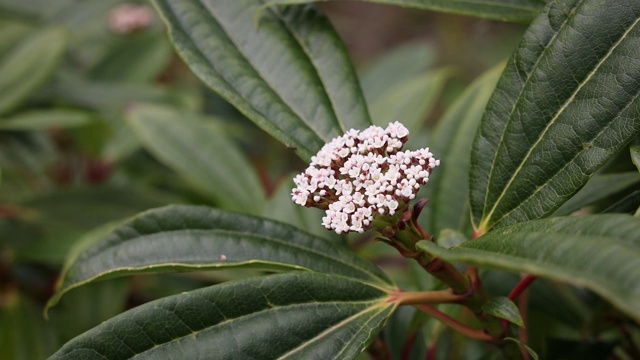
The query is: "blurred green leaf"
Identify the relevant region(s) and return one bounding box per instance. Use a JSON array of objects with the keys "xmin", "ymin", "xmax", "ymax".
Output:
[
  {"xmin": 482, "ymin": 296, "xmax": 524, "ymax": 327},
  {"xmin": 49, "ymin": 80, "xmax": 179, "ymax": 110},
  {"xmin": 152, "ymin": 0, "xmax": 371, "ymax": 161},
  {"xmin": 470, "ymin": 0, "xmax": 640, "ymax": 232},
  {"xmin": 4, "ymin": 184, "xmax": 174, "ymax": 264},
  {"xmin": 359, "ymin": 41, "xmax": 435, "ymax": 105},
  {"xmin": 127, "ymin": 103, "xmax": 266, "ymax": 213},
  {"xmin": 90, "ymin": 31, "xmax": 172, "ymax": 83},
  {"xmin": 0, "ymin": 20, "xmax": 32, "ymax": 56},
  {"xmin": 47, "ymin": 205, "xmax": 393, "ymax": 311},
  {"xmin": 0, "ymin": 109, "xmax": 93, "ymax": 130},
  {"xmin": 426, "ymin": 64, "xmax": 503, "ymax": 235},
  {"xmin": 0, "ymin": 26, "xmax": 67, "ymax": 115},
  {"xmin": 370, "ymin": 67, "xmax": 450, "ymax": 136},
  {"xmin": 0, "ymin": 292, "xmax": 60, "ymax": 360},
  {"xmin": 260, "ymin": 0, "xmax": 545, "ymax": 23},
  {"xmin": 50, "ymin": 272, "xmax": 396, "ymax": 359},
  {"xmin": 418, "ymin": 214, "xmax": 640, "ymax": 322},
  {"xmin": 554, "ymin": 172, "xmax": 640, "ymax": 215}
]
